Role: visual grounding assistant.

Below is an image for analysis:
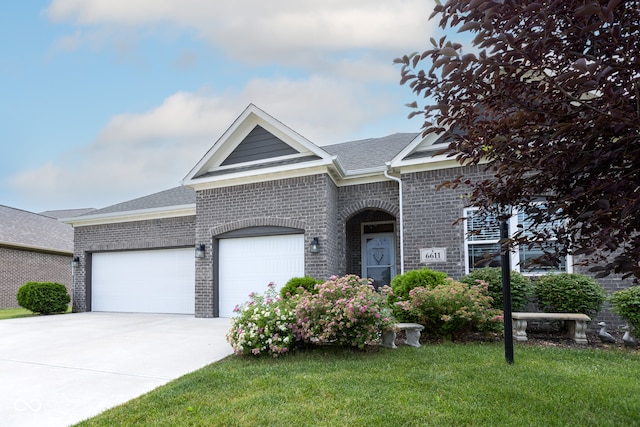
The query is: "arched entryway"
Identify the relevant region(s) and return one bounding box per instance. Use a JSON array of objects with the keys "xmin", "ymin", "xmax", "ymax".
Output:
[{"xmin": 345, "ymin": 209, "xmax": 398, "ymax": 289}]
